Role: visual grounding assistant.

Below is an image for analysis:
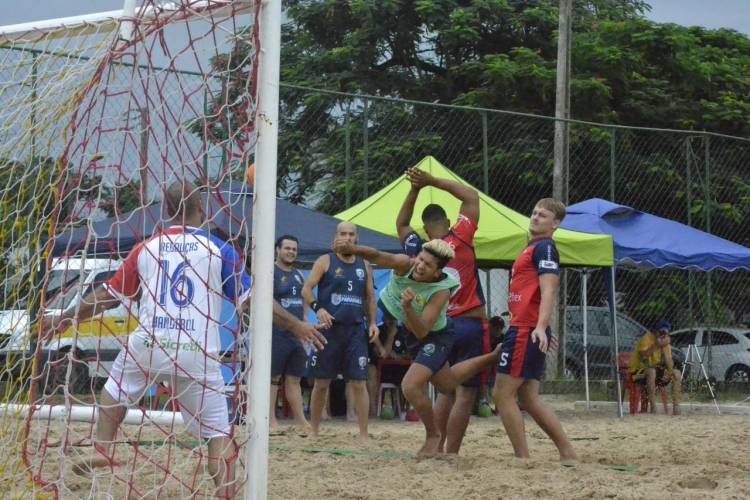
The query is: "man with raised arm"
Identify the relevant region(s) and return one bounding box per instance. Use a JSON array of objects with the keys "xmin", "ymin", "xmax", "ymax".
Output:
[
  {"xmin": 302, "ymin": 222, "xmax": 378, "ymax": 441},
  {"xmin": 41, "ymin": 181, "xmax": 325, "ymax": 498},
  {"xmin": 396, "ymin": 166, "xmax": 486, "ymax": 455},
  {"xmin": 492, "ymin": 198, "xmax": 577, "ymax": 462},
  {"xmin": 332, "ymin": 237, "xmax": 499, "ymax": 456}
]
